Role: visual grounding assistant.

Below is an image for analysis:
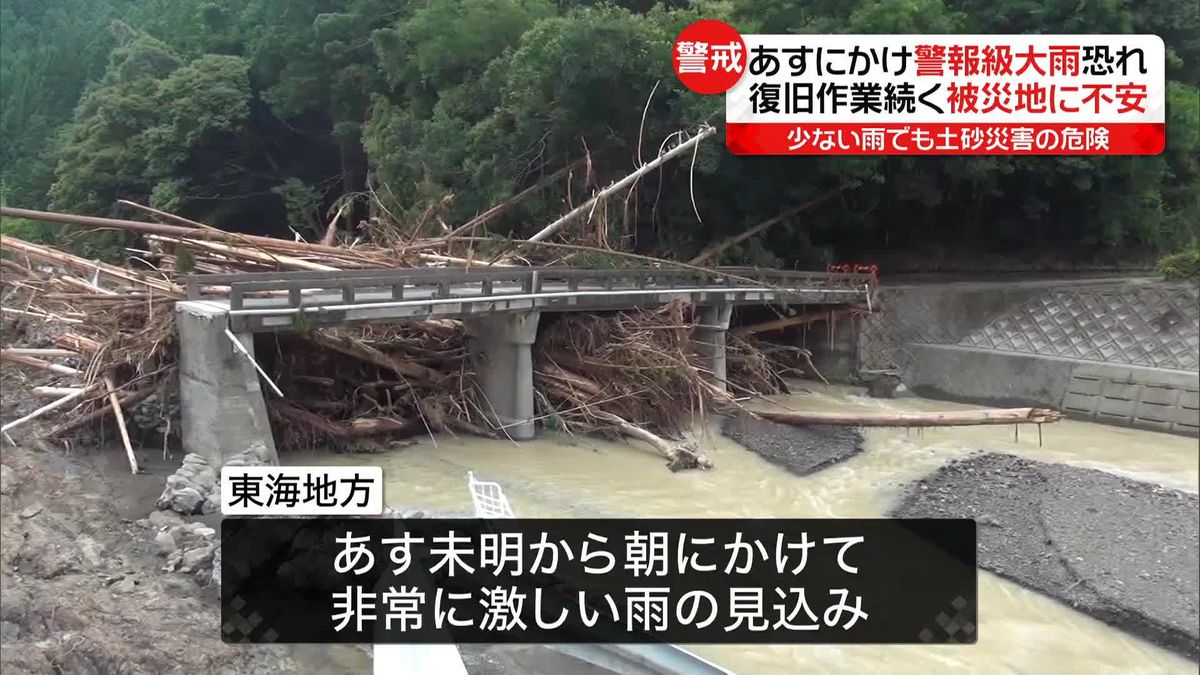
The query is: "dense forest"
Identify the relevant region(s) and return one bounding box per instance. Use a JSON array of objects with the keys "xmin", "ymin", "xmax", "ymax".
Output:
[{"xmin": 2, "ymin": 0, "xmax": 1198, "ymax": 268}]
